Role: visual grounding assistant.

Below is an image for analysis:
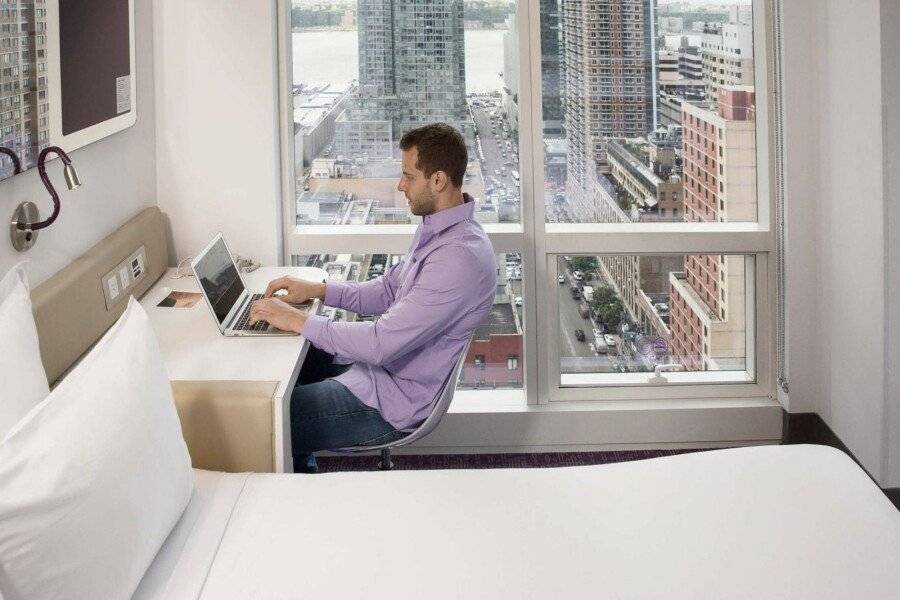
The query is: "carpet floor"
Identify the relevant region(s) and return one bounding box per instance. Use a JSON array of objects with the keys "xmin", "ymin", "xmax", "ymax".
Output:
[{"xmin": 316, "ymin": 448, "xmax": 710, "ymax": 473}]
